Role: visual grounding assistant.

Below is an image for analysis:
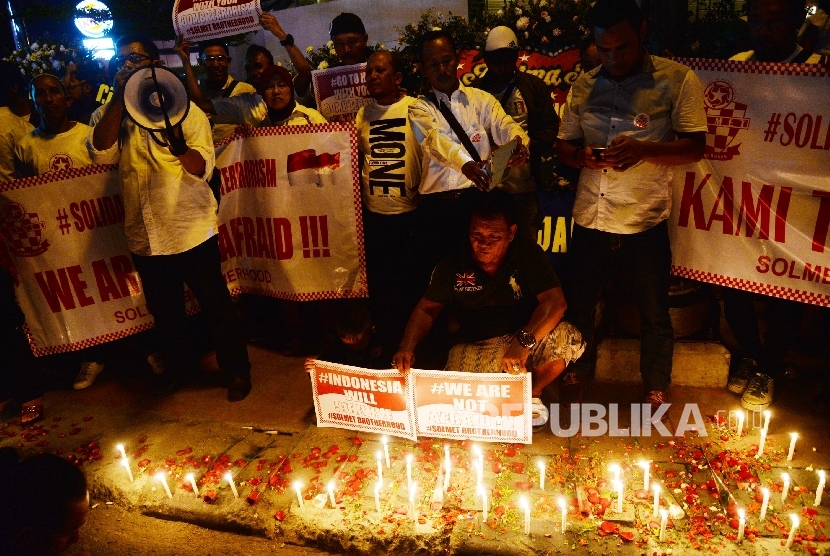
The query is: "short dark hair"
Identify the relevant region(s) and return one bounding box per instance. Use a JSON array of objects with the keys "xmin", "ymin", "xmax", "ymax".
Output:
[
  {"xmin": 470, "ymin": 191, "xmax": 517, "ymax": 227},
  {"xmin": 0, "ymin": 60, "xmax": 27, "ymax": 106},
  {"xmin": 335, "ymin": 299, "xmax": 372, "ymax": 337},
  {"xmin": 368, "ymin": 49, "xmax": 405, "ymax": 75},
  {"xmin": 246, "ymin": 44, "xmax": 274, "ymax": 65},
  {"xmin": 417, "ymin": 29, "xmax": 457, "ymax": 61},
  {"xmin": 0, "ymin": 448, "xmax": 87, "ymax": 541},
  {"xmin": 588, "ymin": 0, "xmax": 644, "ymax": 32},
  {"xmin": 200, "ymin": 39, "xmax": 230, "ymax": 57},
  {"xmin": 115, "ymin": 34, "xmax": 160, "ymax": 60},
  {"xmin": 579, "ymin": 33, "xmax": 596, "ymax": 55},
  {"xmin": 72, "ymin": 58, "xmax": 104, "ymax": 83}
]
